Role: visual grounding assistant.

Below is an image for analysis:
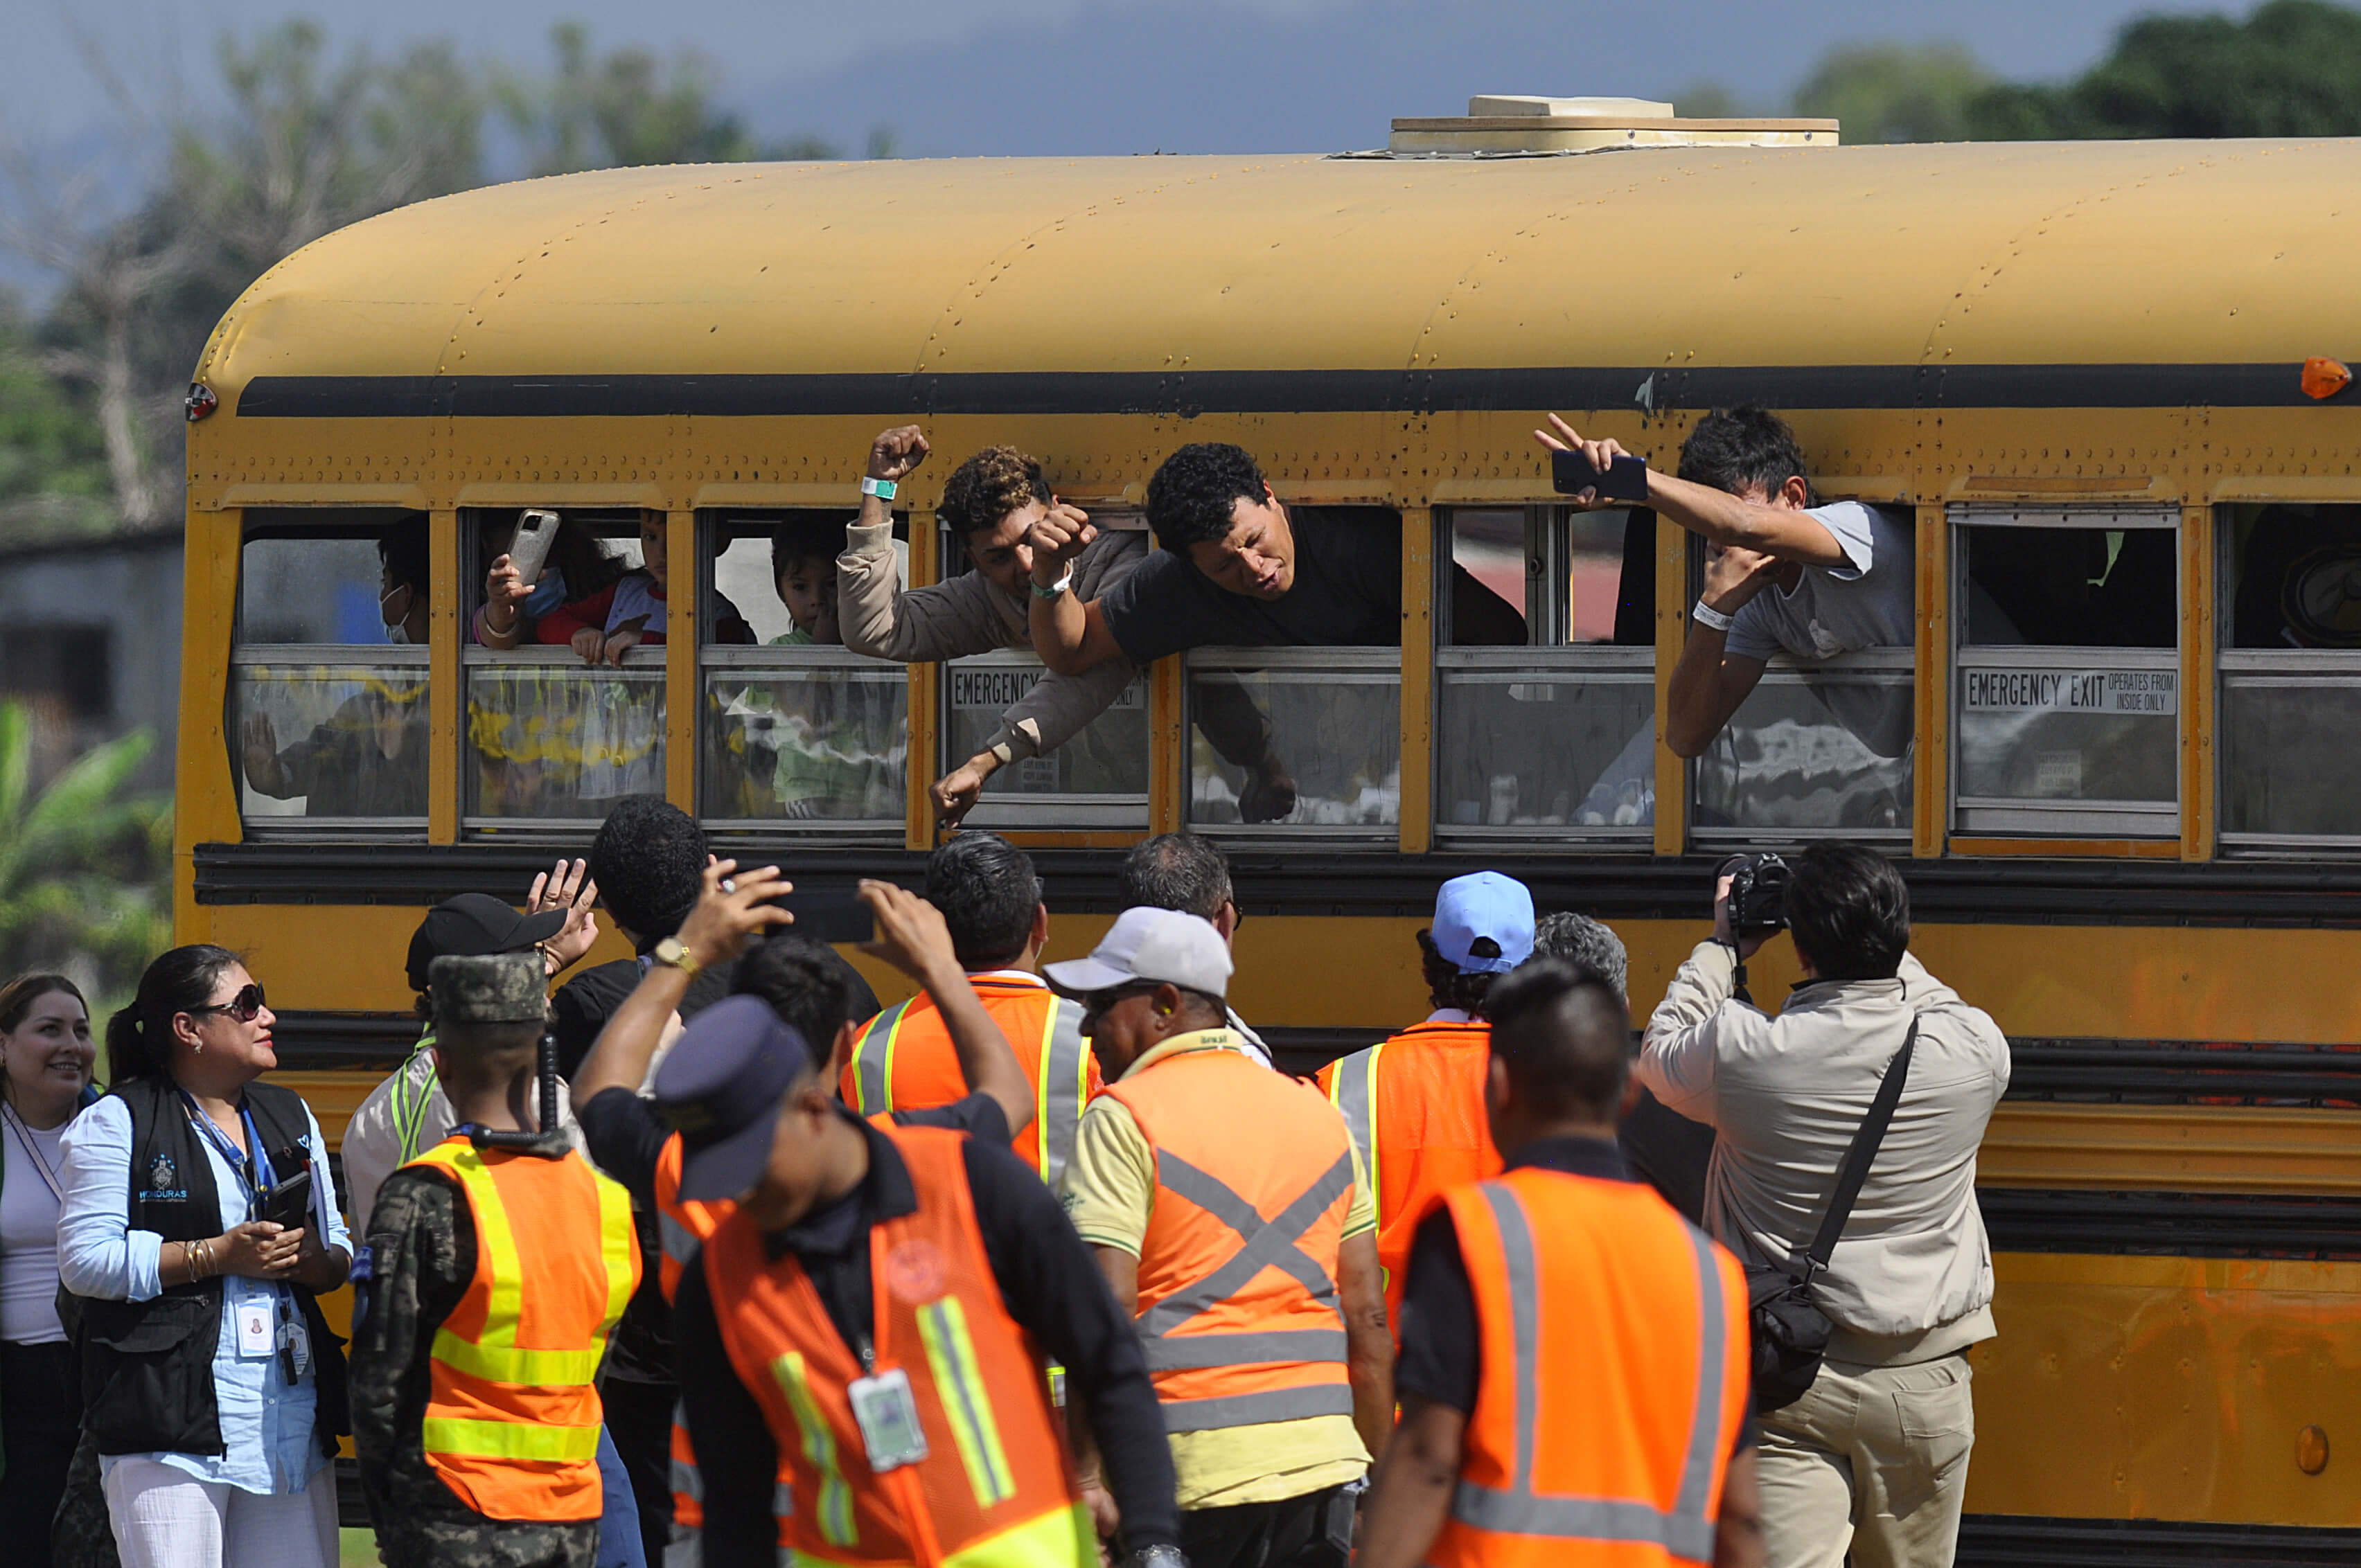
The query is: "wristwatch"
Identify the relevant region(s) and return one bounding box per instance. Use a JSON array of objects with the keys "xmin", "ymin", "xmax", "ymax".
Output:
[
  {"xmin": 1029, "ymin": 567, "xmax": 1075, "ymax": 600},
  {"xmin": 651, "ymin": 936, "xmax": 702, "ymax": 978},
  {"xmin": 1128, "ymin": 1548, "xmax": 1188, "ymax": 1568}
]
